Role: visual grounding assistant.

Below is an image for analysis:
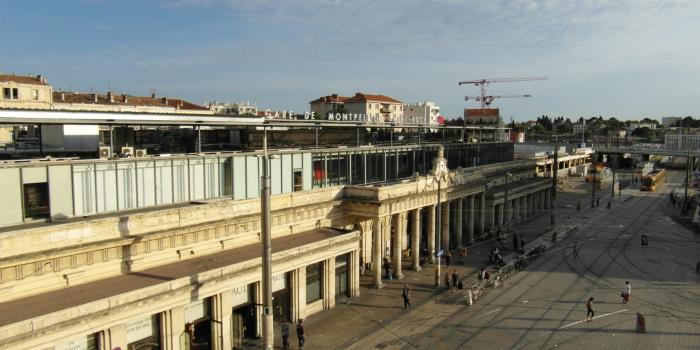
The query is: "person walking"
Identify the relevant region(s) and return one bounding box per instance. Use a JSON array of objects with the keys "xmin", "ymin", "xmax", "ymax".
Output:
[
  {"xmin": 519, "ymin": 236, "xmax": 526, "ymax": 254},
  {"xmin": 479, "ymin": 268, "xmax": 486, "ymax": 281},
  {"xmin": 280, "ymin": 319, "xmax": 290, "ymax": 350},
  {"xmin": 444, "ymin": 271, "xmax": 452, "ymax": 291},
  {"xmin": 445, "ymin": 251, "xmax": 452, "ymax": 267},
  {"xmin": 402, "ymin": 284, "xmax": 412, "ymax": 309},
  {"xmin": 296, "ymin": 319, "xmax": 306, "ymax": 349},
  {"xmin": 586, "ymin": 297, "xmax": 595, "ymax": 322},
  {"xmin": 622, "ymin": 281, "xmax": 631, "ymax": 304},
  {"xmin": 451, "ymin": 270, "xmax": 459, "ymax": 292},
  {"xmin": 573, "ymin": 241, "xmax": 578, "ymax": 258}
]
